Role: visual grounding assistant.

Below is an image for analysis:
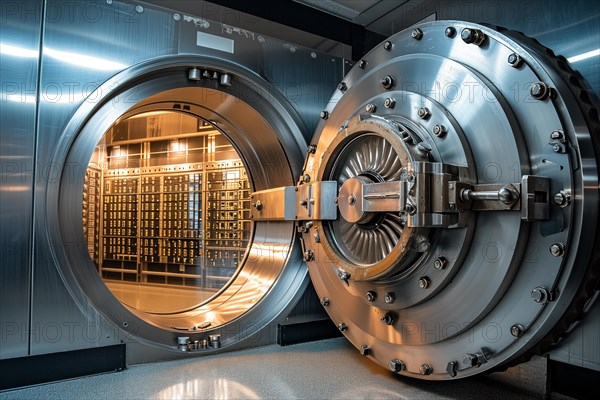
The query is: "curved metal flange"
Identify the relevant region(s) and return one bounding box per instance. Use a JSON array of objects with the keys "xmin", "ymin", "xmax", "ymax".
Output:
[{"xmin": 47, "ymin": 56, "xmax": 309, "ymax": 352}]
